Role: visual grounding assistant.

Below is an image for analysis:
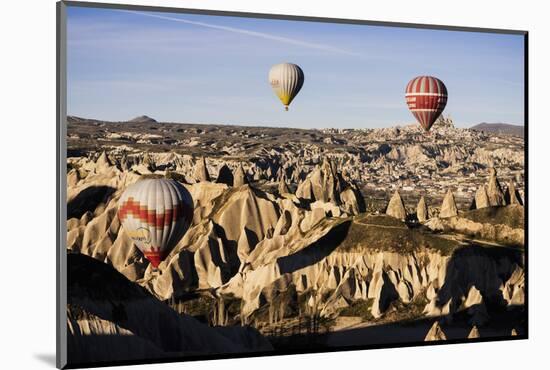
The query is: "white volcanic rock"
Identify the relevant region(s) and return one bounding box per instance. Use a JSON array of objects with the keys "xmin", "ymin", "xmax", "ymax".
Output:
[
  {"xmin": 385, "ymin": 190, "xmax": 407, "ymax": 220},
  {"xmin": 67, "ymin": 180, "xmax": 525, "ymax": 329},
  {"xmin": 278, "ymin": 177, "xmax": 291, "ymax": 195},
  {"xmin": 213, "ymin": 185, "xmax": 279, "ymax": 245},
  {"xmin": 423, "ymin": 297, "xmax": 453, "ymax": 317},
  {"xmin": 311, "ymin": 200, "xmax": 342, "ymax": 218},
  {"xmin": 502, "ymin": 264, "xmax": 525, "ymax": 306},
  {"xmin": 194, "ymin": 156, "xmax": 211, "ymax": 182},
  {"xmin": 147, "ymin": 250, "xmax": 197, "ymax": 299},
  {"xmin": 295, "ymin": 157, "xmax": 349, "ymax": 207},
  {"xmin": 417, "ymin": 196, "xmax": 429, "ymax": 222},
  {"xmin": 132, "ymin": 152, "xmax": 156, "ymax": 174},
  {"xmin": 67, "ymin": 253, "xmax": 272, "ymax": 361},
  {"xmin": 67, "ymin": 169, "xmax": 80, "ymax": 187},
  {"xmin": 440, "ymin": 189, "xmax": 458, "ymax": 218},
  {"xmin": 273, "ymin": 209, "xmax": 292, "ymax": 237},
  {"xmin": 218, "ymin": 217, "xmax": 524, "ymax": 325},
  {"xmin": 233, "ymin": 164, "xmax": 249, "ymax": 187},
  {"xmin": 467, "ymin": 325, "xmax": 480, "ymax": 339},
  {"xmin": 424, "ymin": 321, "xmax": 447, "ymax": 341},
  {"xmin": 340, "ymin": 186, "xmax": 366, "ymax": 215},
  {"xmin": 237, "ymin": 227, "xmax": 256, "ymax": 264},
  {"xmin": 64, "ymin": 141, "xmax": 526, "ymax": 337},
  {"xmin": 505, "ymin": 182, "xmax": 523, "ymax": 206},
  {"xmin": 300, "ymin": 207, "xmax": 327, "ymax": 232},
  {"xmin": 425, "ymin": 210, "xmax": 524, "ymax": 247},
  {"xmin": 80, "ymin": 211, "xmax": 93, "ymax": 226},
  {"xmin": 474, "ymin": 185, "xmax": 490, "ymax": 209},
  {"xmin": 185, "ymin": 182, "xmax": 228, "ymax": 223},
  {"xmin": 96, "ymin": 151, "xmax": 113, "ymax": 169},
  {"xmin": 463, "ymin": 285, "xmax": 483, "ymax": 308},
  {"xmin": 193, "ymin": 221, "xmax": 234, "ymax": 290},
  {"xmin": 79, "ymin": 205, "xmax": 119, "ymax": 261},
  {"xmin": 487, "ymin": 168, "xmax": 506, "ymax": 206},
  {"xmin": 369, "ymin": 270, "xmax": 399, "ymax": 318}
]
